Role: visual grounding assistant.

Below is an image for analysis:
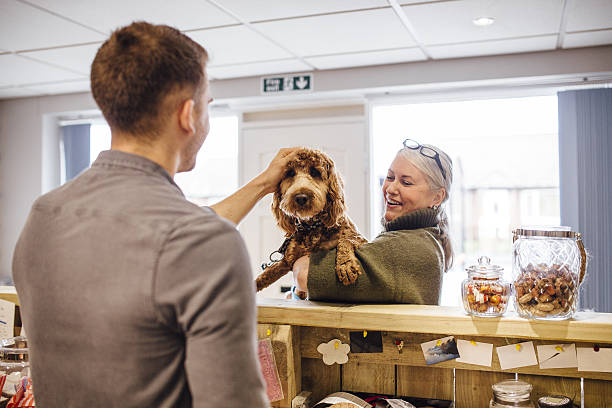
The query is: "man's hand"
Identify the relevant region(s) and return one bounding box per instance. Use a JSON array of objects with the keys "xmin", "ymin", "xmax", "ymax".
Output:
[
  {"xmin": 258, "ymin": 147, "xmax": 301, "ymax": 194},
  {"xmin": 211, "ymin": 147, "xmax": 300, "ymax": 225}
]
